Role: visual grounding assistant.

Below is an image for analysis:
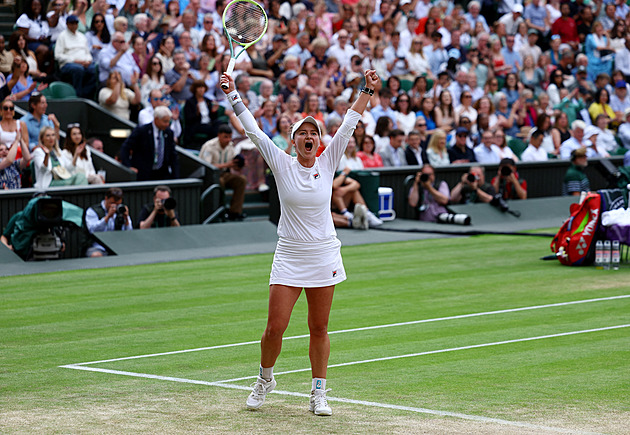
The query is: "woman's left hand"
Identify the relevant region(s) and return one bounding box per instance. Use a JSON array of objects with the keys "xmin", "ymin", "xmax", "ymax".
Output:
[
  {"xmin": 364, "ymin": 69, "xmax": 379, "ymax": 89},
  {"xmin": 220, "ymin": 73, "xmax": 235, "ymax": 94}
]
